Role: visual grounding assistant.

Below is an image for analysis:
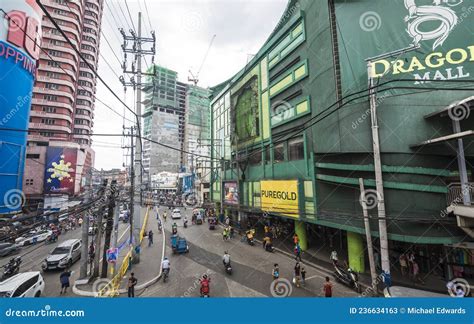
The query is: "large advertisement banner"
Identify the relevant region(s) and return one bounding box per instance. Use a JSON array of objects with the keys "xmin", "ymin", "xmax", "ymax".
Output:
[
  {"xmin": 44, "ymin": 147, "xmax": 77, "ymax": 195},
  {"xmin": 261, "ymin": 180, "xmax": 299, "ymax": 218},
  {"xmin": 336, "ymin": 0, "xmax": 474, "ymax": 97},
  {"xmin": 0, "ymin": 0, "xmax": 42, "ymax": 213},
  {"xmin": 224, "ymin": 181, "xmax": 239, "ymax": 205}
]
